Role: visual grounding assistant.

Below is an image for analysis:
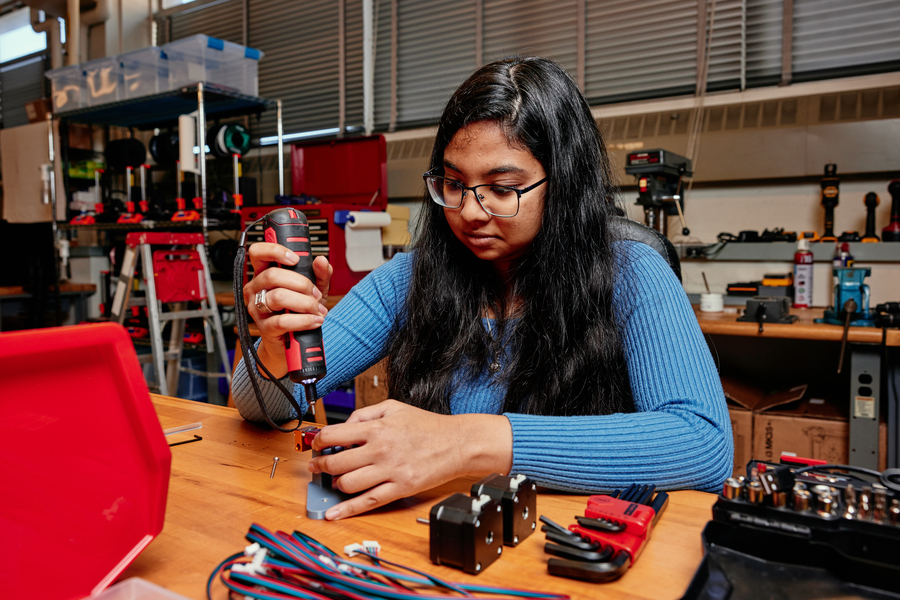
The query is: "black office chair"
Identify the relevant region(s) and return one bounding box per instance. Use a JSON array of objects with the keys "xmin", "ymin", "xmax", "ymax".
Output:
[{"xmin": 609, "ymin": 216, "xmax": 682, "ymax": 282}]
